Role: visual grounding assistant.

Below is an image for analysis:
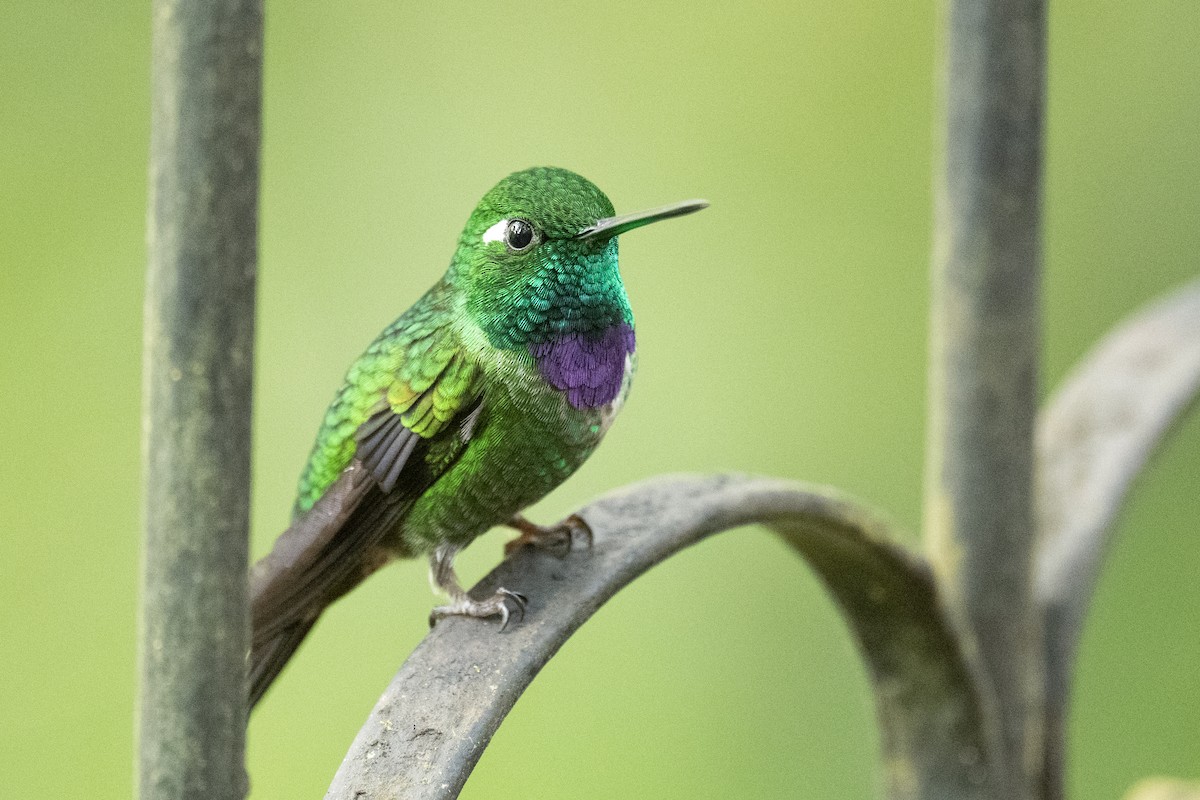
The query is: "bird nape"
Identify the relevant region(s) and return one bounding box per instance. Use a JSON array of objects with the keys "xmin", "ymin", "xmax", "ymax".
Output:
[{"xmin": 248, "ymin": 166, "xmax": 707, "ymax": 708}]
